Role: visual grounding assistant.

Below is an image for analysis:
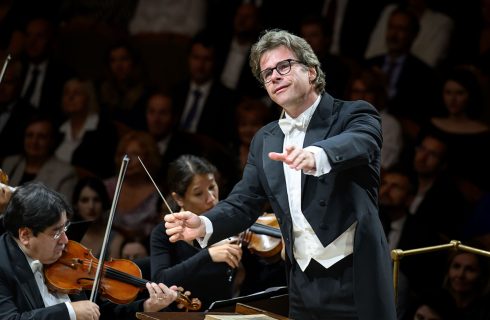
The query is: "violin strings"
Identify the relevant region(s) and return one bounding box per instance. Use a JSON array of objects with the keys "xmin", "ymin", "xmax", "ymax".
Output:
[{"xmin": 82, "ymin": 259, "xmax": 147, "ymax": 288}]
